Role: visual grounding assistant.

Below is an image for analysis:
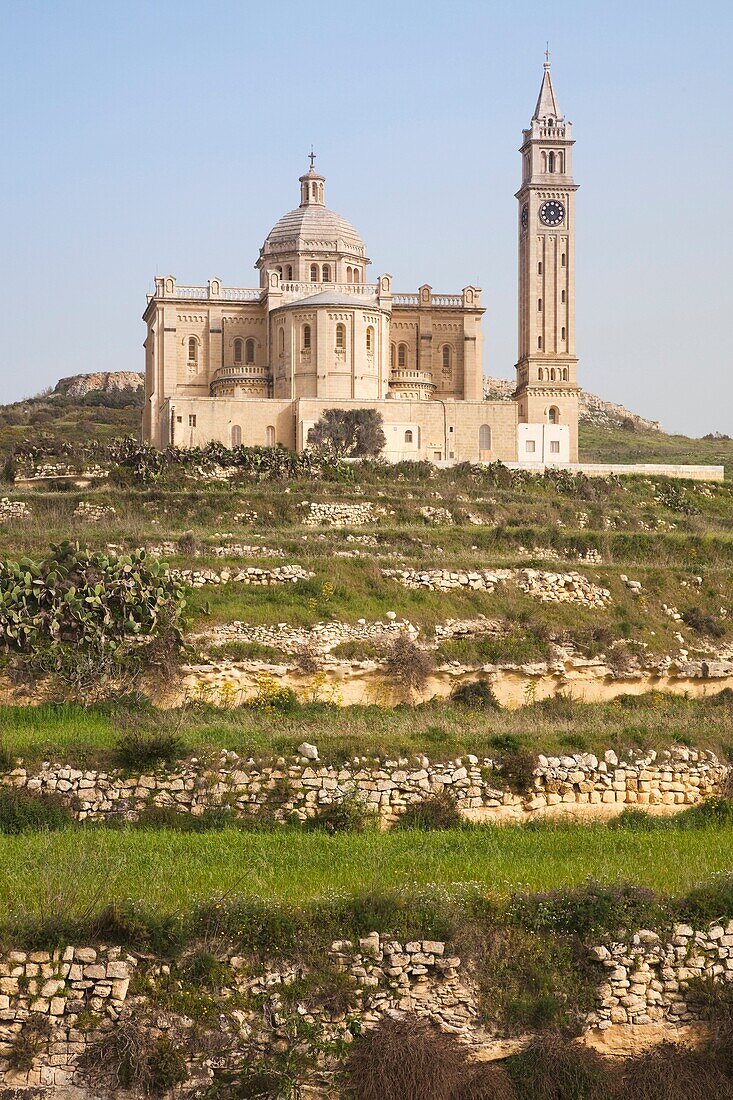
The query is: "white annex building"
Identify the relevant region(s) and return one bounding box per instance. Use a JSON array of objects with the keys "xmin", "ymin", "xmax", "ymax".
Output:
[{"xmin": 143, "ymin": 61, "xmax": 581, "ymax": 464}]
